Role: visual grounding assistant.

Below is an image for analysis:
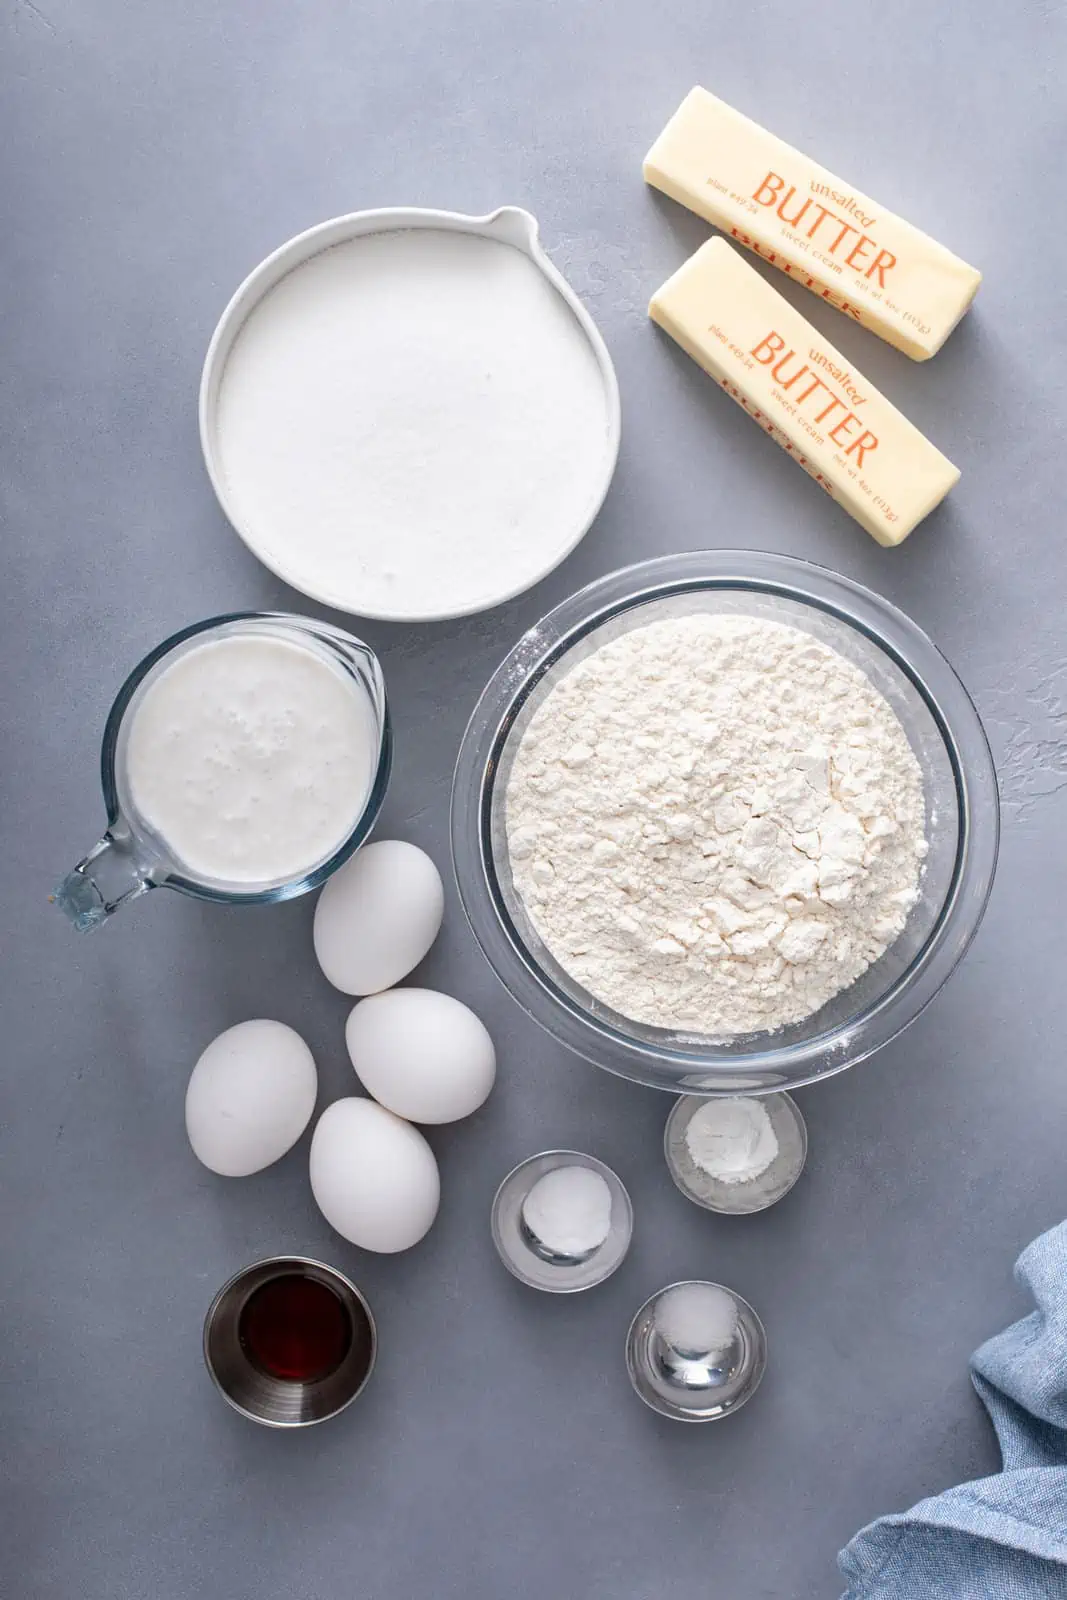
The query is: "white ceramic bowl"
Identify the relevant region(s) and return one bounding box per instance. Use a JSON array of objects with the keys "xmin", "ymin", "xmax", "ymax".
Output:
[{"xmin": 199, "ymin": 206, "xmax": 621, "ymax": 622}]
